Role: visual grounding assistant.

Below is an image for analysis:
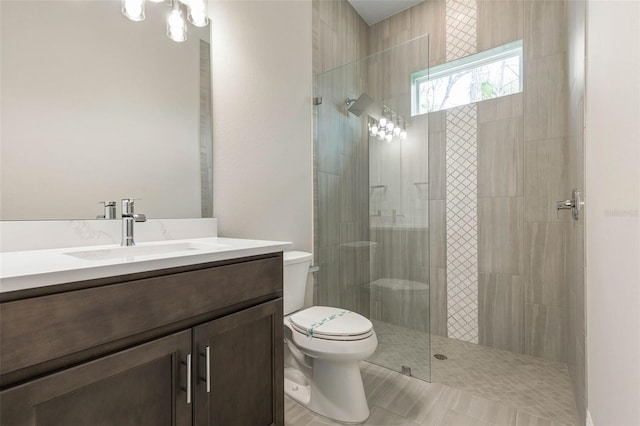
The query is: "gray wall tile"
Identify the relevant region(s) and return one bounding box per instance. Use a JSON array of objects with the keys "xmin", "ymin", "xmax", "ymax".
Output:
[
  {"xmin": 317, "ymin": 172, "xmax": 341, "ymax": 247},
  {"xmin": 430, "ymin": 200, "xmax": 447, "ymax": 269},
  {"xmin": 524, "ymin": 303, "xmax": 567, "ymax": 362},
  {"xmin": 429, "ymin": 110, "xmax": 446, "ymax": 132},
  {"xmin": 429, "ymin": 130, "xmax": 446, "ymax": 200},
  {"xmin": 478, "ymin": 116, "xmax": 524, "ymax": 197},
  {"xmin": 478, "ymin": 0, "xmax": 524, "ymax": 52},
  {"xmin": 524, "ymin": 54, "xmax": 568, "ymax": 141},
  {"xmin": 479, "ymin": 273, "xmax": 524, "ymax": 353},
  {"xmin": 477, "ymin": 93, "xmax": 523, "ymax": 124},
  {"xmin": 524, "ymin": 138, "xmax": 567, "ymax": 223},
  {"xmin": 316, "ymin": 245, "xmax": 340, "ymax": 307},
  {"xmin": 478, "ymin": 197, "xmax": 524, "ymax": 275},
  {"xmin": 430, "ymin": 267, "xmax": 448, "ymax": 337},
  {"xmin": 525, "ymin": 222, "xmax": 567, "ymax": 307},
  {"xmin": 524, "ymin": 0, "xmax": 567, "ymax": 60}
]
